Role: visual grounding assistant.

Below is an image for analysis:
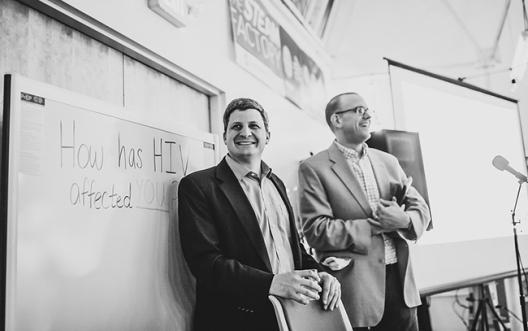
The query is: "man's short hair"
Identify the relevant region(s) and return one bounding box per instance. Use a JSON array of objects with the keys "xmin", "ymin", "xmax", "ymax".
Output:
[
  {"xmin": 223, "ymin": 98, "xmax": 270, "ymax": 133},
  {"xmin": 325, "ymin": 92, "xmax": 360, "ymax": 130}
]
